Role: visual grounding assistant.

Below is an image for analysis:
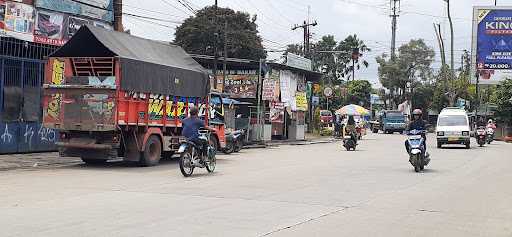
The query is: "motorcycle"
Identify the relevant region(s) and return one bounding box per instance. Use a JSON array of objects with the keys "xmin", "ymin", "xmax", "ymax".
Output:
[
  {"xmin": 476, "ymin": 127, "xmax": 487, "ymax": 147},
  {"xmin": 233, "ymin": 129, "xmax": 246, "ymax": 152},
  {"xmin": 178, "ymin": 129, "xmax": 216, "ymax": 177},
  {"xmin": 343, "ymin": 132, "xmax": 357, "ymax": 151},
  {"xmin": 223, "ymin": 129, "xmax": 246, "ymax": 154},
  {"xmin": 406, "ymin": 129, "xmax": 430, "ymax": 172},
  {"xmin": 486, "ymin": 127, "xmax": 495, "ymax": 144}
]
